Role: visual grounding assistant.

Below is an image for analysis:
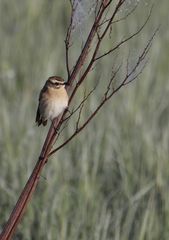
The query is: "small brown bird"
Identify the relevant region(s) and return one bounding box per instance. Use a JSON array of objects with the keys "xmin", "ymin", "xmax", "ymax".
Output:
[{"xmin": 35, "ymin": 76, "xmax": 69, "ymax": 126}]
